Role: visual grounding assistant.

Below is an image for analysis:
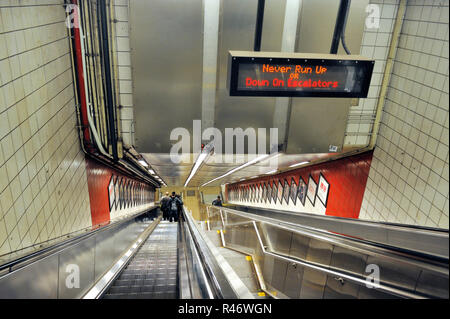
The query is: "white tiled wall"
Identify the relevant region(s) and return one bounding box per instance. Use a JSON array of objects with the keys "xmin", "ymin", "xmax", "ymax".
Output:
[
  {"xmin": 112, "ymin": 0, "xmax": 135, "ymax": 147},
  {"xmin": 359, "ymin": 0, "xmax": 449, "ymax": 228},
  {"xmin": 0, "ymin": 1, "xmax": 92, "ymax": 257},
  {"xmin": 345, "ymin": 0, "xmax": 400, "ymax": 146}
]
